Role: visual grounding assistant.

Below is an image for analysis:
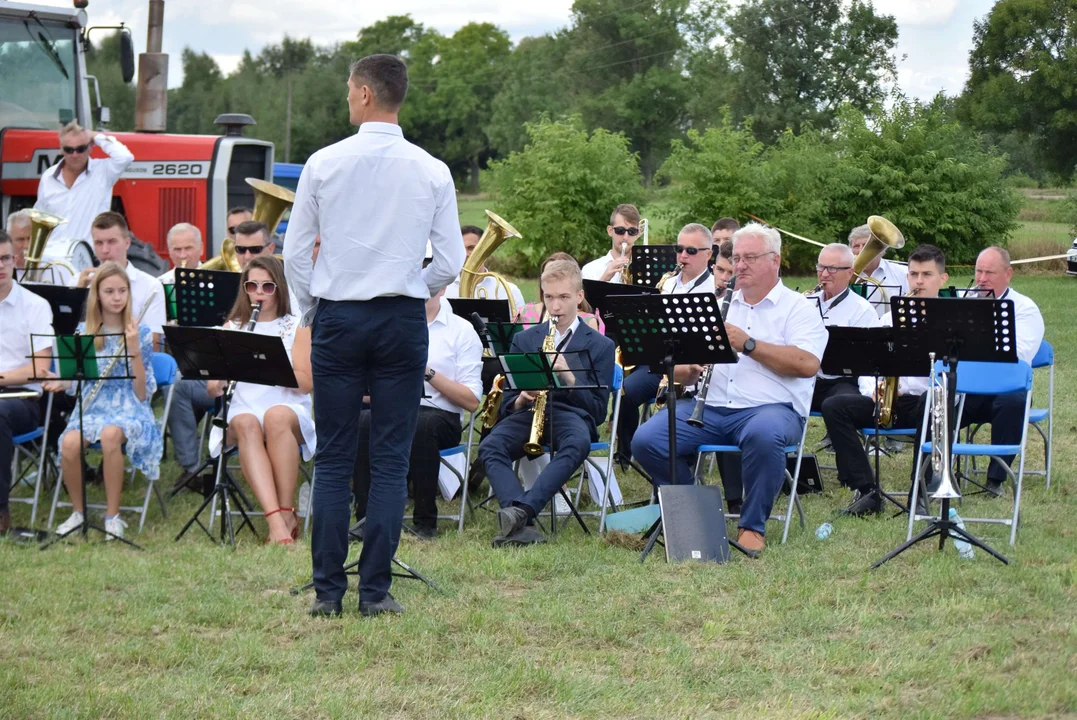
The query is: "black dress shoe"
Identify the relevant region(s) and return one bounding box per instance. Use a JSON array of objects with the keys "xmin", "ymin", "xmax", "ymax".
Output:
[
  {"xmin": 0, "ymin": 509, "xmax": 10, "ymax": 535},
  {"xmin": 985, "ymin": 479, "xmax": 1004, "ymax": 498},
  {"xmin": 496, "ymin": 505, "xmax": 529, "ymax": 537},
  {"xmin": 360, "ymin": 593, "xmax": 404, "ymax": 617},
  {"xmin": 492, "ymin": 525, "xmax": 547, "ymax": 548},
  {"xmin": 171, "ymin": 469, "xmax": 201, "ymax": 494},
  {"xmin": 412, "ymin": 525, "xmax": 438, "ymax": 541},
  {"xmin": 727, "ymin": 498, "xmax": 743, "ymax": 515},
  {"xmin": 309, "ymin": 599, "xmax": 342, "ymax": 618},
  {"xmin": 846, "ymin": 488, "xmax": 883, "ymax": 517}
]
